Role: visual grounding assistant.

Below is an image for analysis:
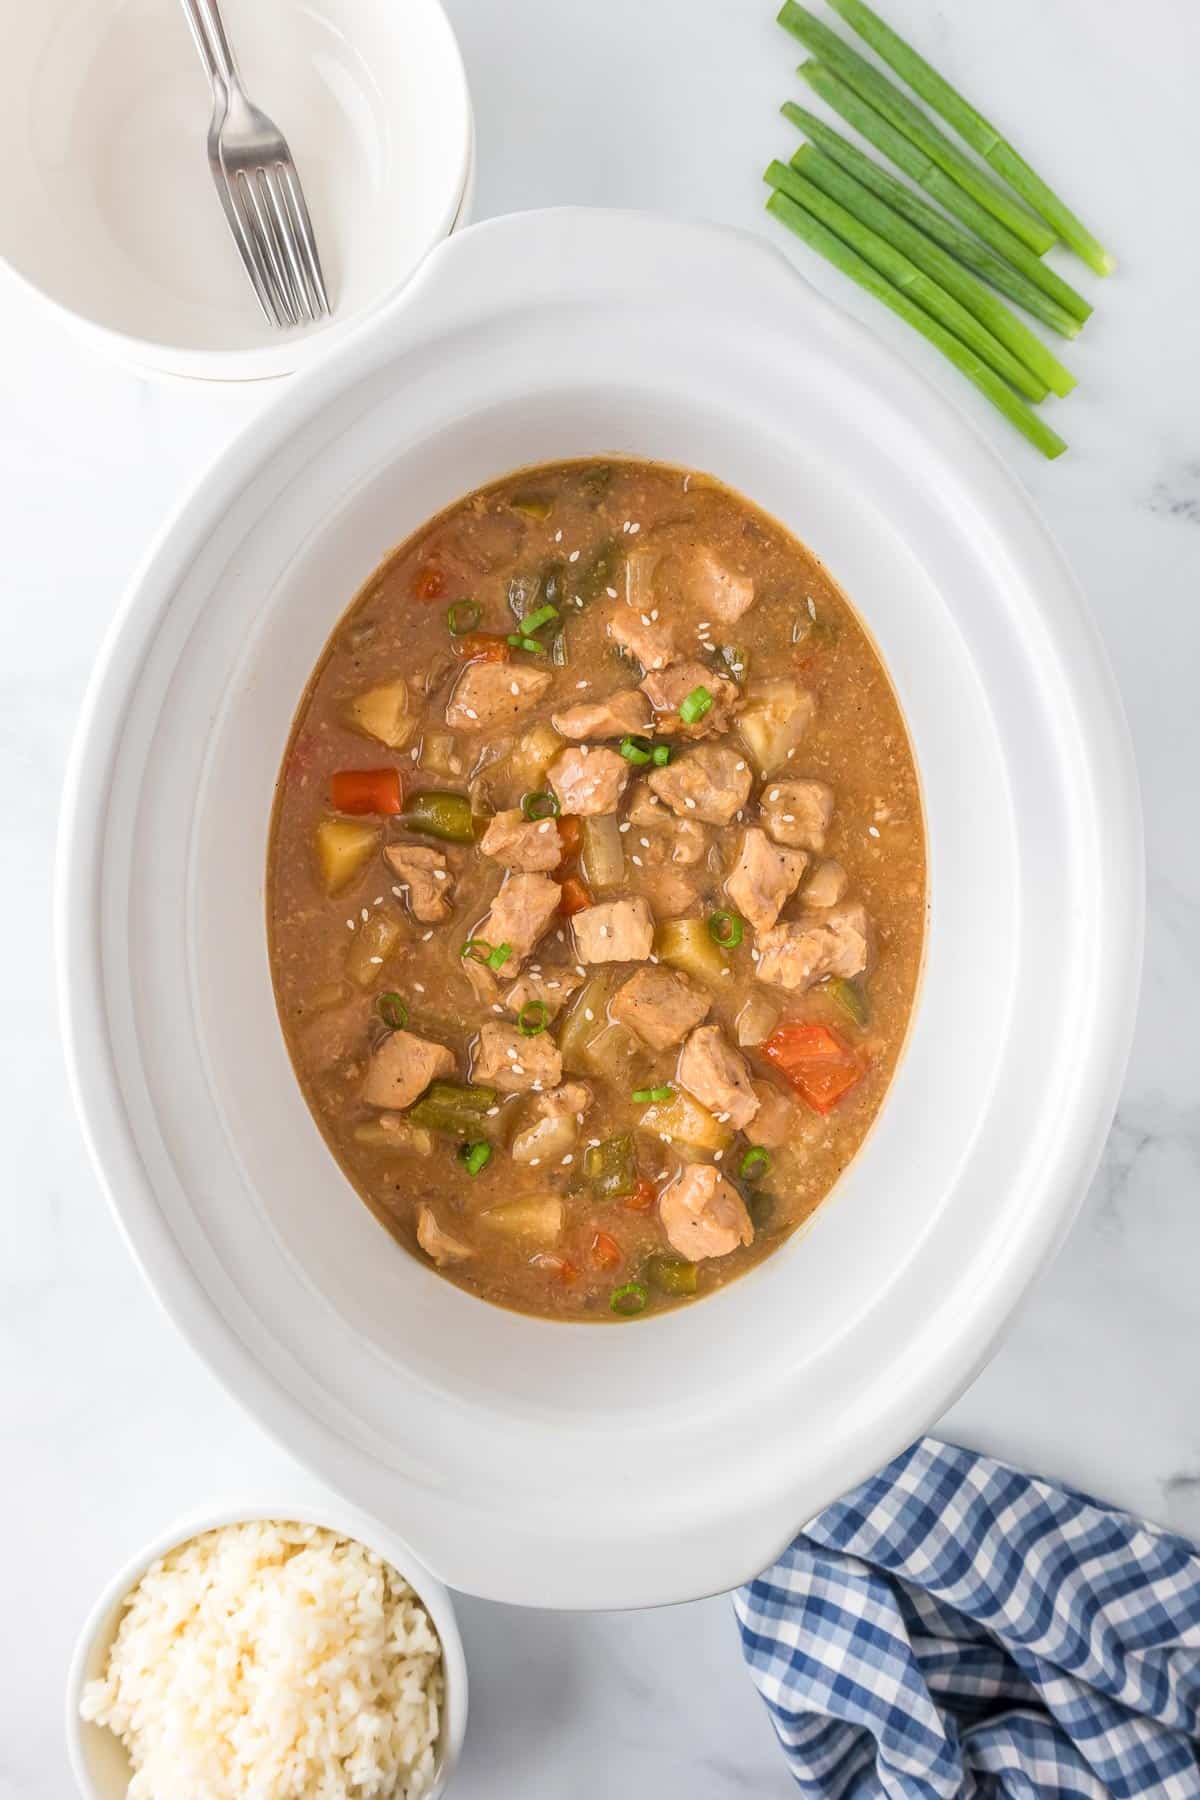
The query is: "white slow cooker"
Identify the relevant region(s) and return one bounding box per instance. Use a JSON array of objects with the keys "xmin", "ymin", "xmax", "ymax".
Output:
[{"xmin": 57, "ymin": 209, "xmax": 1142, "ymax": 1608}]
